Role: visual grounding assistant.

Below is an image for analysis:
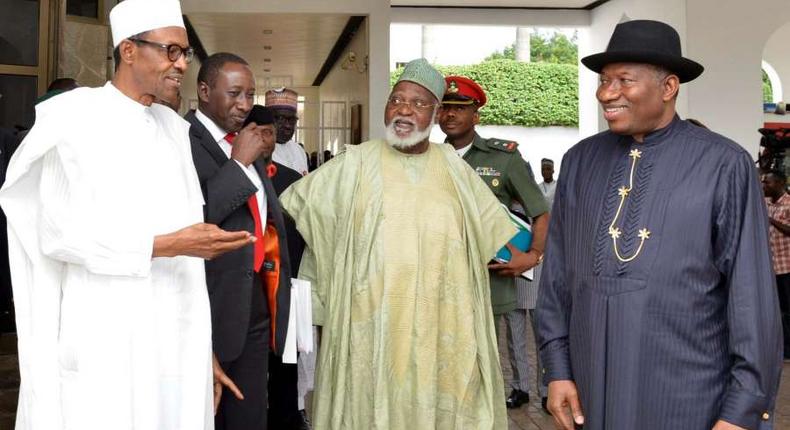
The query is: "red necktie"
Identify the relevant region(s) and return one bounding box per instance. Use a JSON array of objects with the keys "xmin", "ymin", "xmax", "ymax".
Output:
[{"xmin": 225, "ymin": 133, "xmax": 265, "ymax": 272}]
